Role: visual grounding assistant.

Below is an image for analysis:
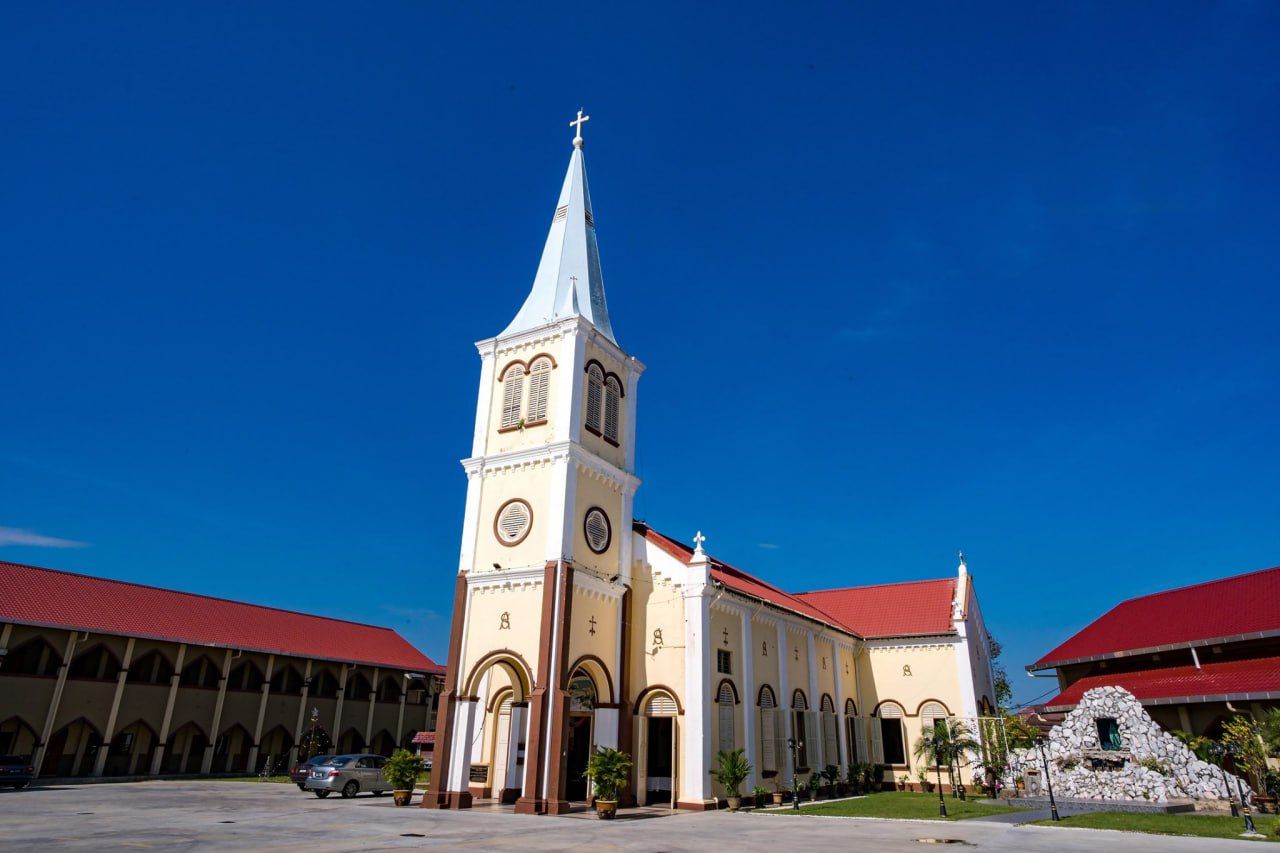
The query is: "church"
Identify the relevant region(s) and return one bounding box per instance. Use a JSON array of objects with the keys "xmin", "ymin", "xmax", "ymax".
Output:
[{"xmin": 422, "ymin": 112, "xmax": 998, "ymax": 814}]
